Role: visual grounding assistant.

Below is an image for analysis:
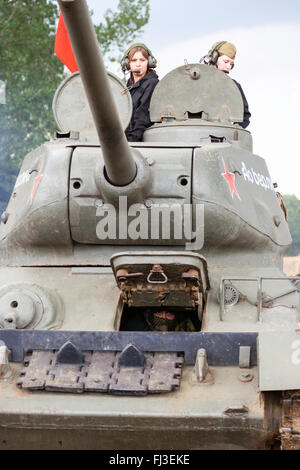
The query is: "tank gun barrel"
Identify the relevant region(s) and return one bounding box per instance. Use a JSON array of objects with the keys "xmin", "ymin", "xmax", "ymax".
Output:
[{"xmin": 58, "ymin": 0, "xmax": 136, "ymax": 186}]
